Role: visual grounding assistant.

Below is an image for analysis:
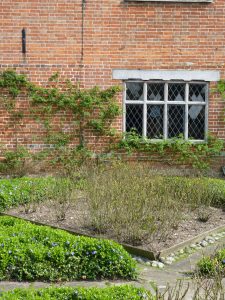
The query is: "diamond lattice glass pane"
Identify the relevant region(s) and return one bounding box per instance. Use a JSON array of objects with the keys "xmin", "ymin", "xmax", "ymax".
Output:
[
  {"xmin": 147, "ymin": 105, "xmax": 164, "ymax": 139},
  {"xmin": 168, "ymin": 105, "xmax": 185, "ymax": 138},
  {"xmin": 188, "ymin": 105, "xmax": 205, "ymax": 140},
  {"xmin": 189, "ymin": 84, "xmax": 206, "ymax": 102},
  {"xmin": 126, "ymin": 82, "xmax": 144, "ymax": 100},
  {"xmin": 126, "ymin": 104, "xmax": 143, "ymax": 135},
  {"xmin": 168, "ymin": 83, "xmax": 185, "ymax": 101},
  {"xmin": 147, "ymin": 83, "xmax": 164, "ymax": 101}
]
